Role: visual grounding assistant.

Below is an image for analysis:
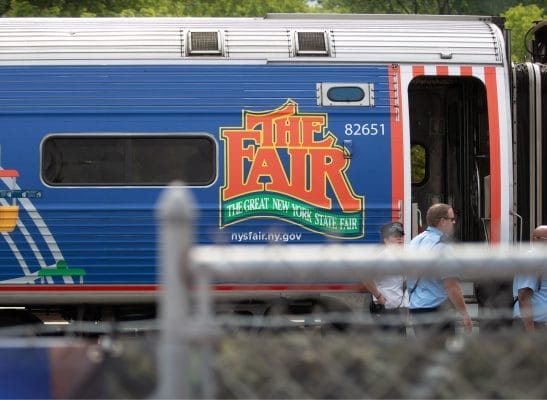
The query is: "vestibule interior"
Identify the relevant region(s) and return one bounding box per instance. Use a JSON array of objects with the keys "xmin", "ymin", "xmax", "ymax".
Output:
[{"xmin": 409, "ymin": 76, "xmax": 490, "ymax": 243}]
